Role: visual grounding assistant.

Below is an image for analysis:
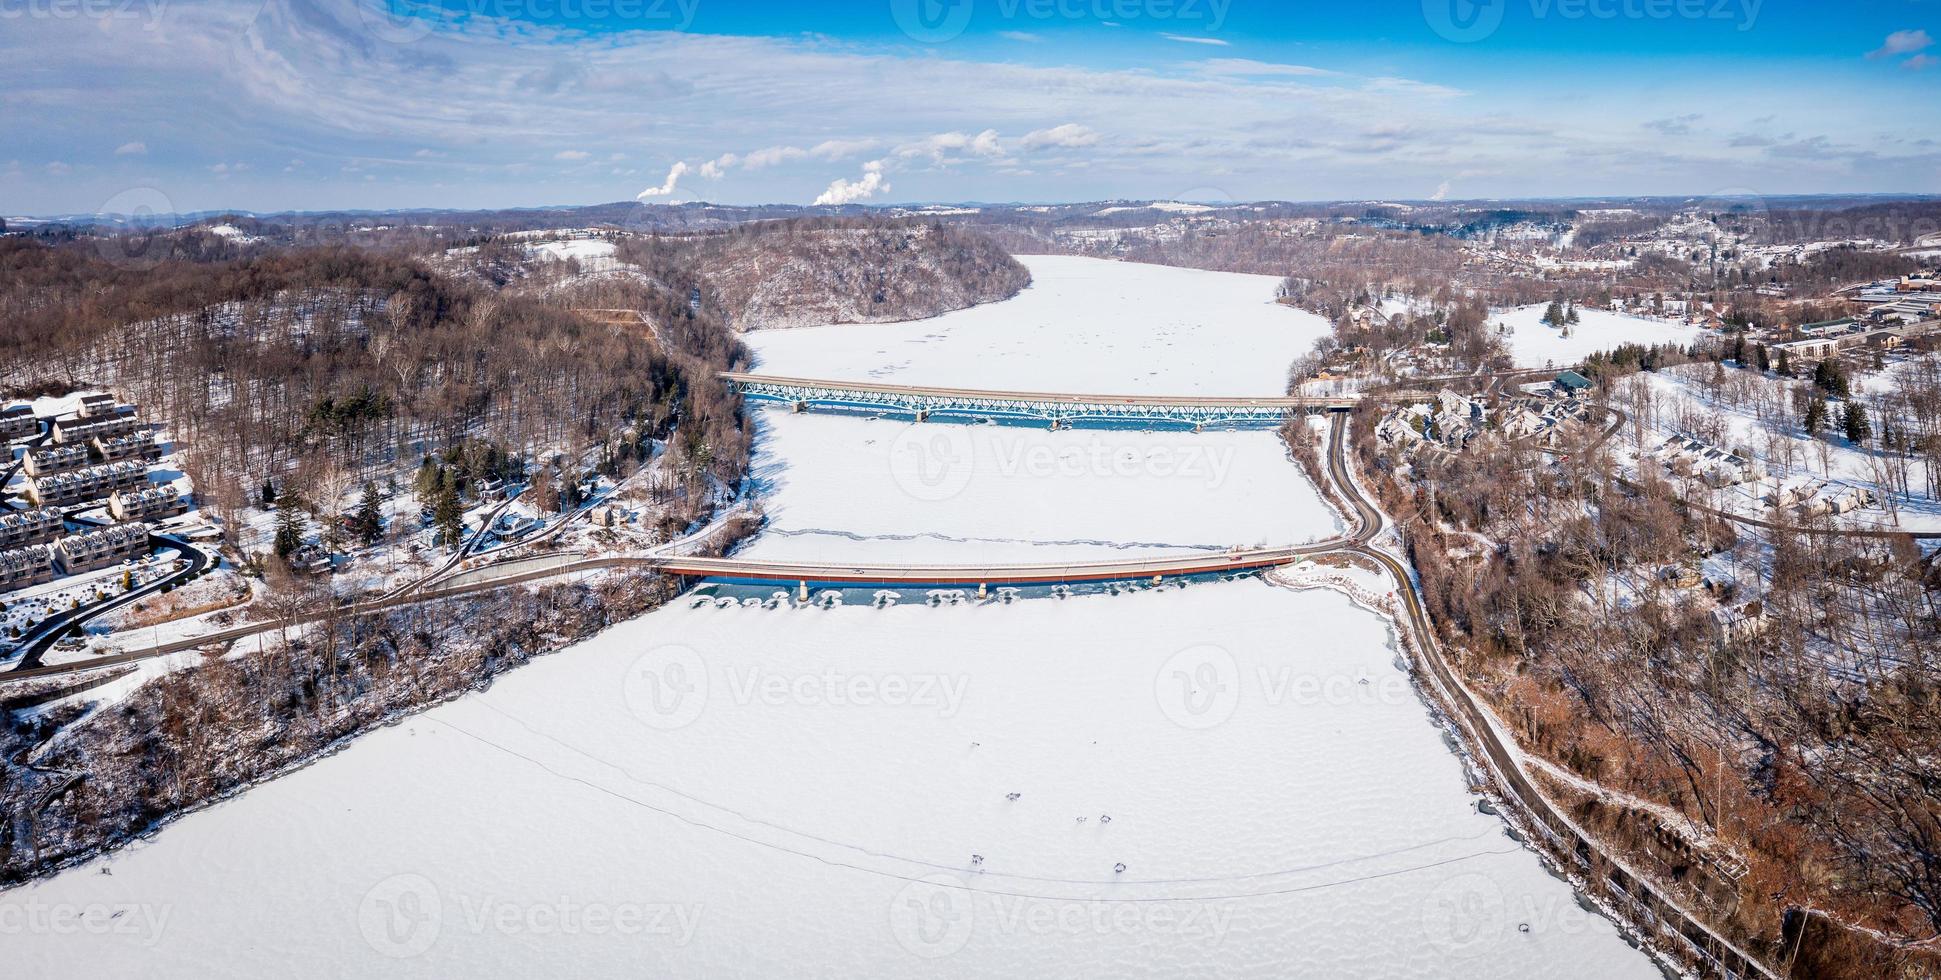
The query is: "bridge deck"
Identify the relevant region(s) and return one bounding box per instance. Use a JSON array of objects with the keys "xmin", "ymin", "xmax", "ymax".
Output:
[
  {"xmin": 720, "ymin": 372, "xmax": 1354, "ymax": 409},
  {"xmin": 655, "ymin": 547, "xmax": 1313, "ymax": 586}
]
